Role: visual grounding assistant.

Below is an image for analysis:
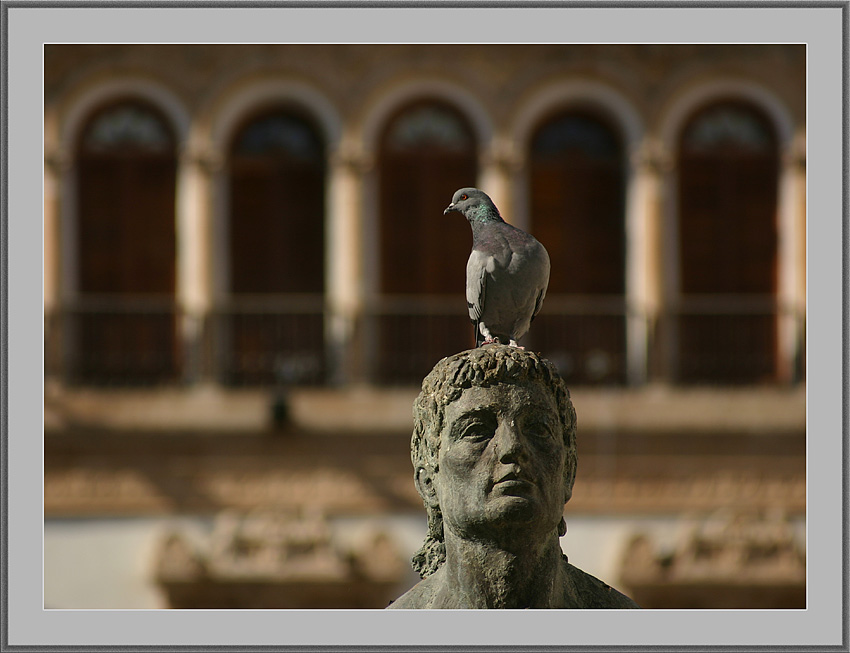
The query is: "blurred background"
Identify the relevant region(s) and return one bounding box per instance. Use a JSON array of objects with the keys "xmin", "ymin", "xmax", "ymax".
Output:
[{"xmin": 43, "ymin": 44, "xmax": 806, "ymax": 609}]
